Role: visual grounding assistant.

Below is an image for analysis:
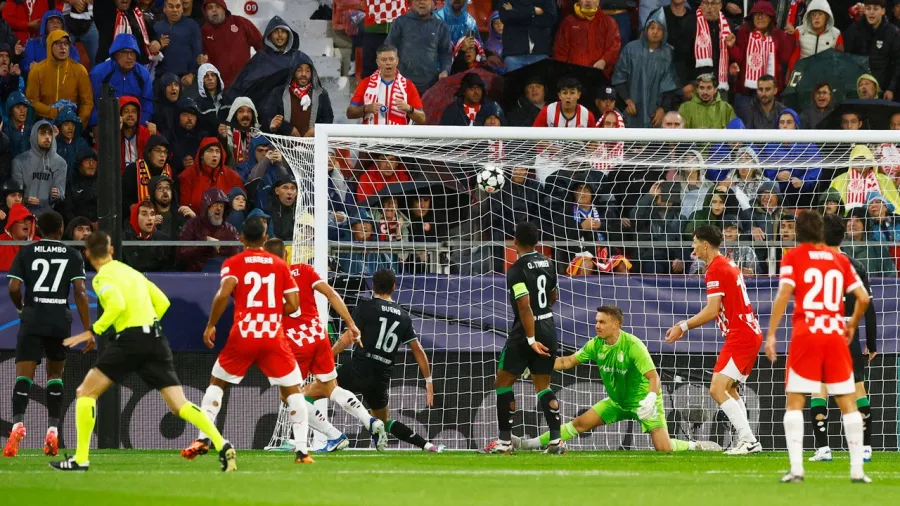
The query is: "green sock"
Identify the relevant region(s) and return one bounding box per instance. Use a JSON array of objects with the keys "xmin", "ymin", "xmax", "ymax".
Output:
[
  {"xmin": 671, "ymin": 438, "xmax": 693, "ymax": 452},
  {"xmin": 810, "ymin": 397, "xmax": 827, "ymax": 408},
  {"xmin": 179, "ymin": 402, "xmax": 225, "ymax": 450},
  {"xmin": 74, "ymin": 397, "xmax": 96, "ymax": 464},
  {"xmin": 538, "ymin": 421, "xmax": 579, "ymax": 446},
  {"xmin": 857, "ymin": 397, "xmax": 870, "ymax": 408}
]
